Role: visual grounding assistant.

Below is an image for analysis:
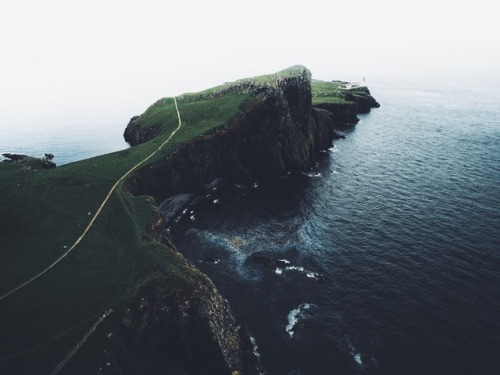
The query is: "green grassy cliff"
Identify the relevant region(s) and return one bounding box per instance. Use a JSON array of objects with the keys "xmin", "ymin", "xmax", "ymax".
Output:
[{"xmin": 0, "ymin": 66, "xmax": 378, "ymax": 374}]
